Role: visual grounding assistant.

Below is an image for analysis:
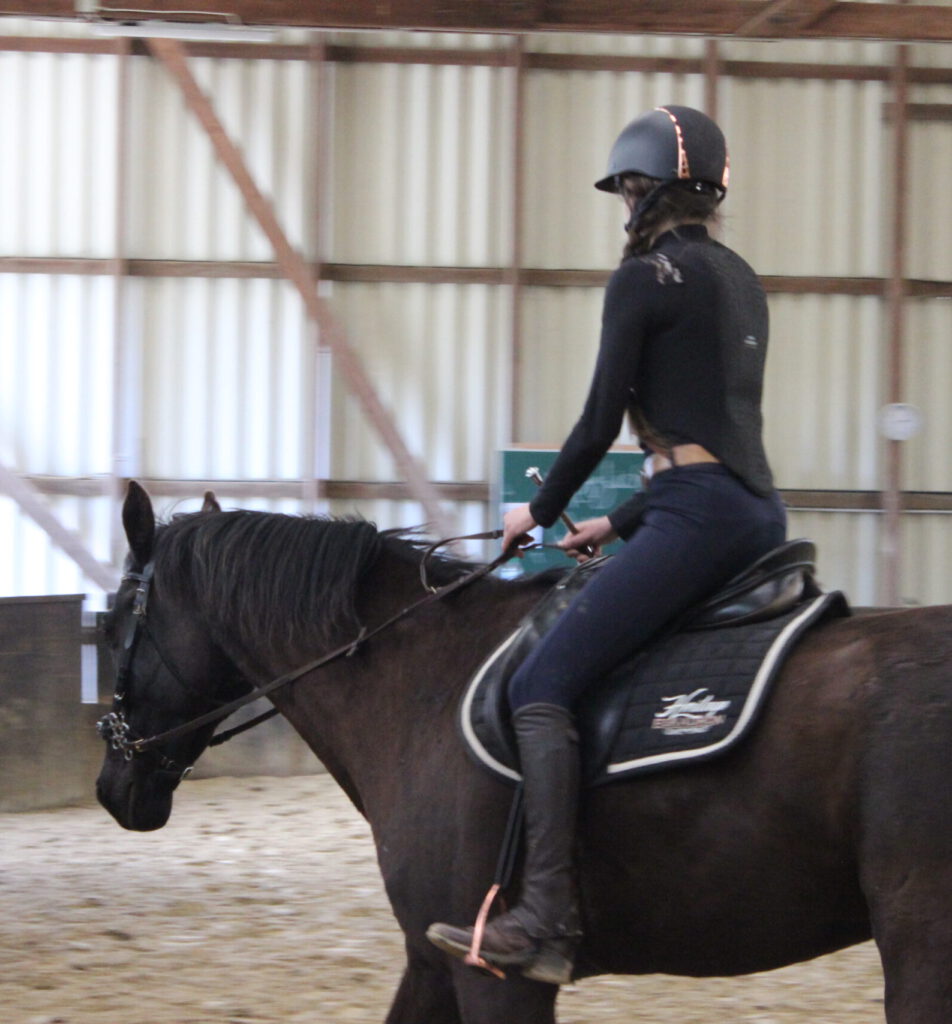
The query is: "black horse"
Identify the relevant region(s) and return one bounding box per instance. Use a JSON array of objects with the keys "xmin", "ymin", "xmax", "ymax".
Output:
[{"xmin": 97, "ymin": 482, "xmax": 952, "ymax": 1023}]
